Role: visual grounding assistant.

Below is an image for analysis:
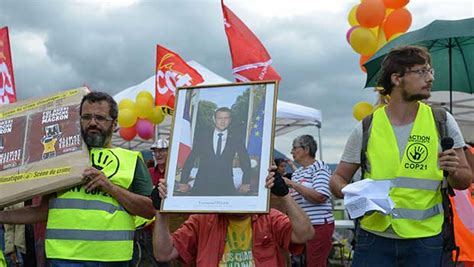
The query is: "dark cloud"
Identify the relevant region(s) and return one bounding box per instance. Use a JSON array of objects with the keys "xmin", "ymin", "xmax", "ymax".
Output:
[{"xmin": 0, "ymin": 0, "xmax": 471, "ymax": 162}]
